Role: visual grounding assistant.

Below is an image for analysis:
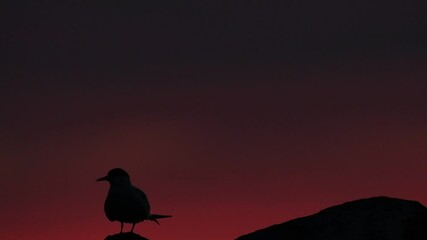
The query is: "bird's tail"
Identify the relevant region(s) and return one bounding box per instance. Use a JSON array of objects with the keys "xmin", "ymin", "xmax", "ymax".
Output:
[{"xmin": 147, "ymin": 214, "xmax": 172, "ymax": 225}]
